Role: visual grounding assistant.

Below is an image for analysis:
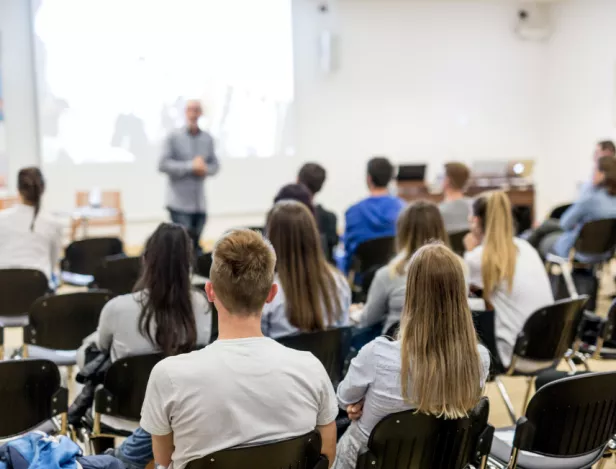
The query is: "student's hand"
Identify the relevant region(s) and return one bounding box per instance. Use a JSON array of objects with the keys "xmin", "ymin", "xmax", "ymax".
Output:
[
  {"xmin": 463, "ymin": 232, "xmax": 480, "ymax": 252},
  {"xmin": 192, "ymin": 156, "xmax": 207, "ymax": 177},
  {"xmin": 347, "ymin": 399, "xmax": 364, "ymax": 421}
]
